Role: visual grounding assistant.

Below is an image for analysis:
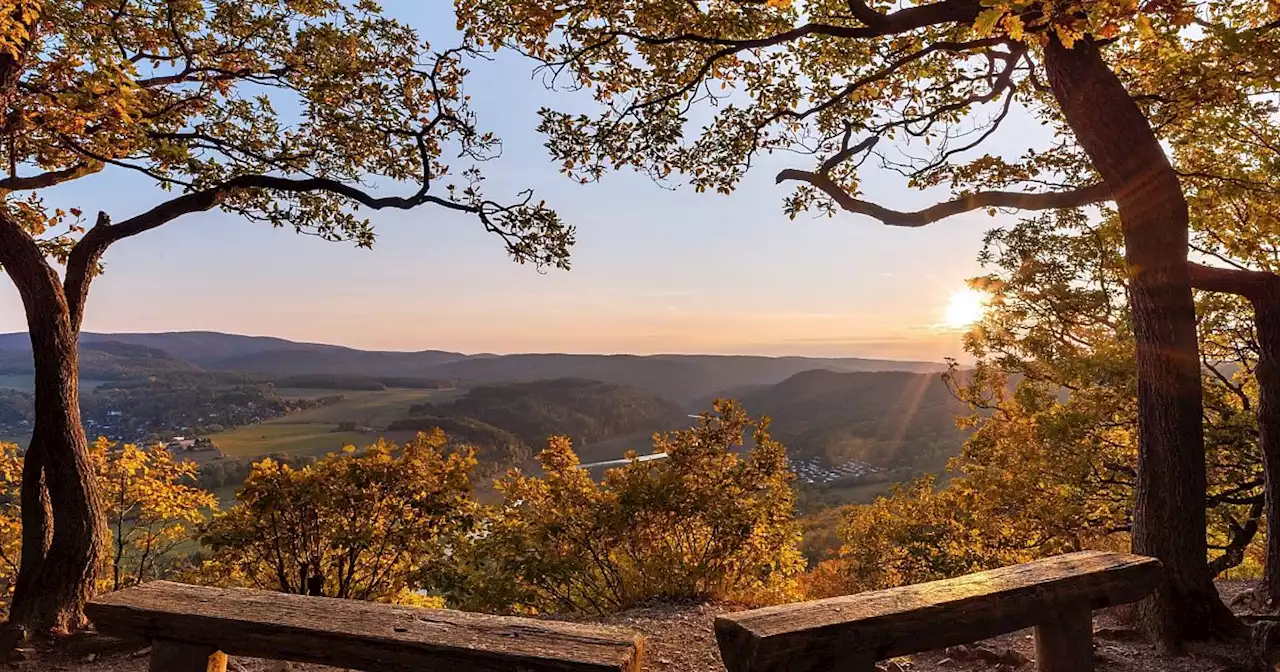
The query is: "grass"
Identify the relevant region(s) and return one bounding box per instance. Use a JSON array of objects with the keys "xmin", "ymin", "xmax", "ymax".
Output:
[
  {"xmin": 269, "ymin": 388, "xmax": 463, "ymax": 427},
  {"xmin": 208, "ymin": 422, "xmax": 370, "ymax": 457}
]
